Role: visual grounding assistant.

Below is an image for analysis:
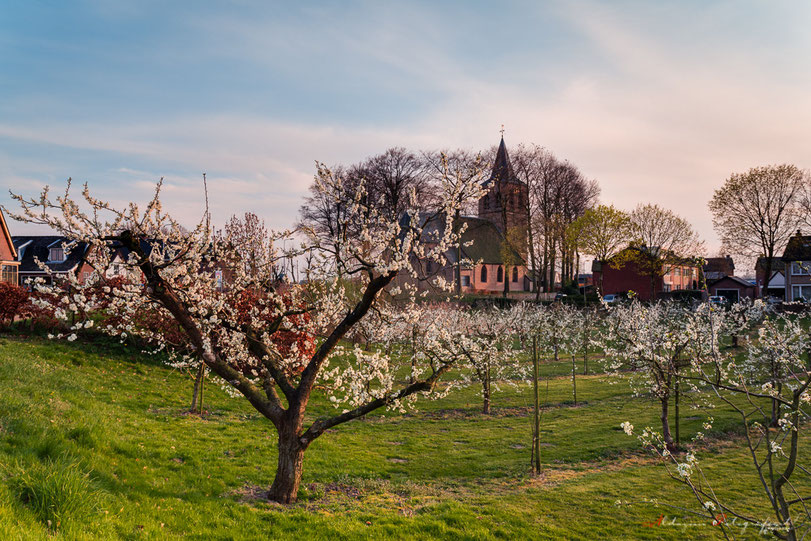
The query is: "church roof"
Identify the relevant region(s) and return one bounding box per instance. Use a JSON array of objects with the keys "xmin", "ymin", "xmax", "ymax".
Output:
[
  {"xmin": 404, "ymin": 212, "xmax": 524, "ymax": 266},
  {"xmin": 483, "ymin": 137, "xmax": 521, "ymax": 187}
]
